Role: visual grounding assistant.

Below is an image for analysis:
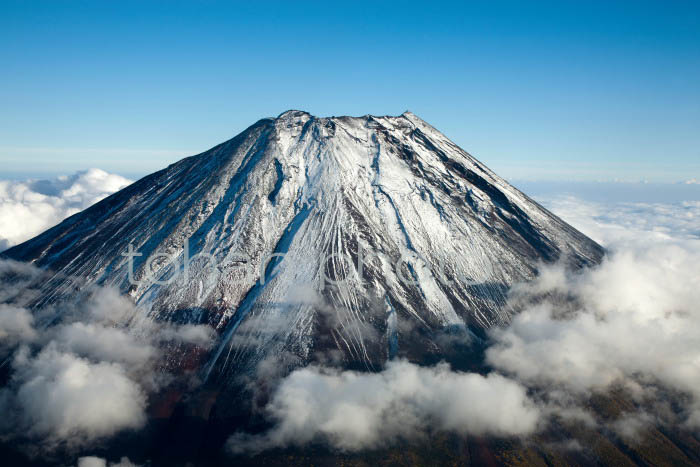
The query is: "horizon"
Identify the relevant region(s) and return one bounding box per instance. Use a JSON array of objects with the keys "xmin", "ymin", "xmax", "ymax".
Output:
[{"xmin": 2, "ymin": 107, "xmax": 700, "ymax": 185}]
